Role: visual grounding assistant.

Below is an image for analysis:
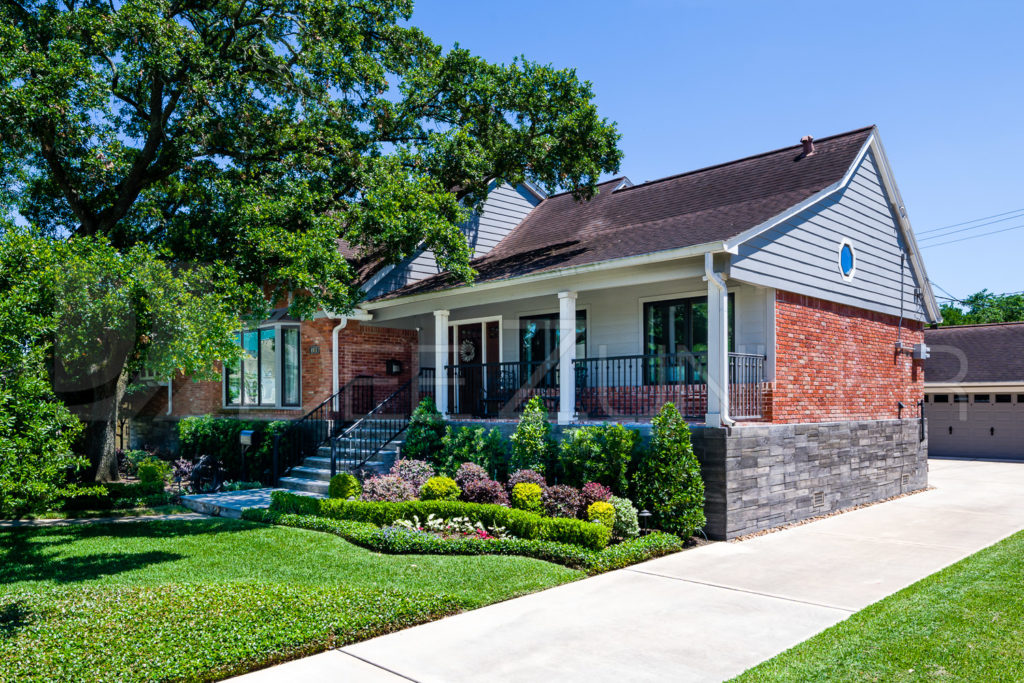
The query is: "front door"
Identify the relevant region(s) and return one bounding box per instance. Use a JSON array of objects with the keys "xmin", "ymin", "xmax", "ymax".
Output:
[{"xmin": 456, "ymin": 323, "xmax": 483, "ymax": 414}]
